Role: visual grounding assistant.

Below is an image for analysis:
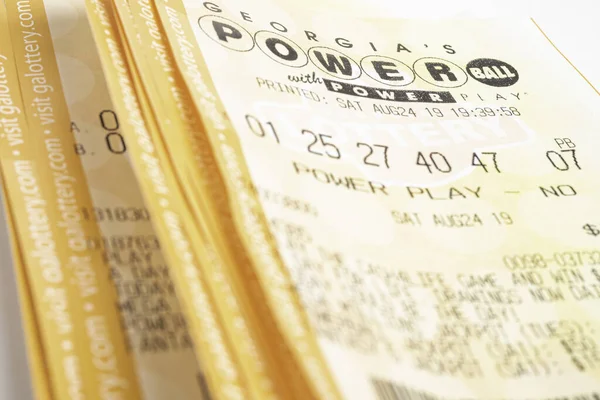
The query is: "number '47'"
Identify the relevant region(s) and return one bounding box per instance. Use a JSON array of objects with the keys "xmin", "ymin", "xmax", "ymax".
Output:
[{"xmin": 472, "ymin": 152, "xmax": 501, "ymax": 173}]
